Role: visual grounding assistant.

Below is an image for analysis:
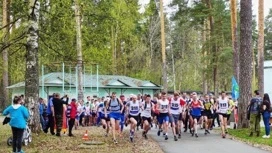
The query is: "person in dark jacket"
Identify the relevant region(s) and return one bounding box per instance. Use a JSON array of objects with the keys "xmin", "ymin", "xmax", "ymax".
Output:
[
  {"xmin": 52, "ymin": 93, "xmax": 69, "ymax": 136},
  {"xmin": 44, "ymin": 93, "xmax": 56, "ymax": 135},
  {"xmin": 3, "ymin": 96, "xmax": 29, "ymax": 153},
  {"xmin": 67, "ymin": 98, "xmax": 77, "ymax": 136},
  {"xmin": 261, "ymin": 93, "xmax": 271, "ymax": 138}
]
